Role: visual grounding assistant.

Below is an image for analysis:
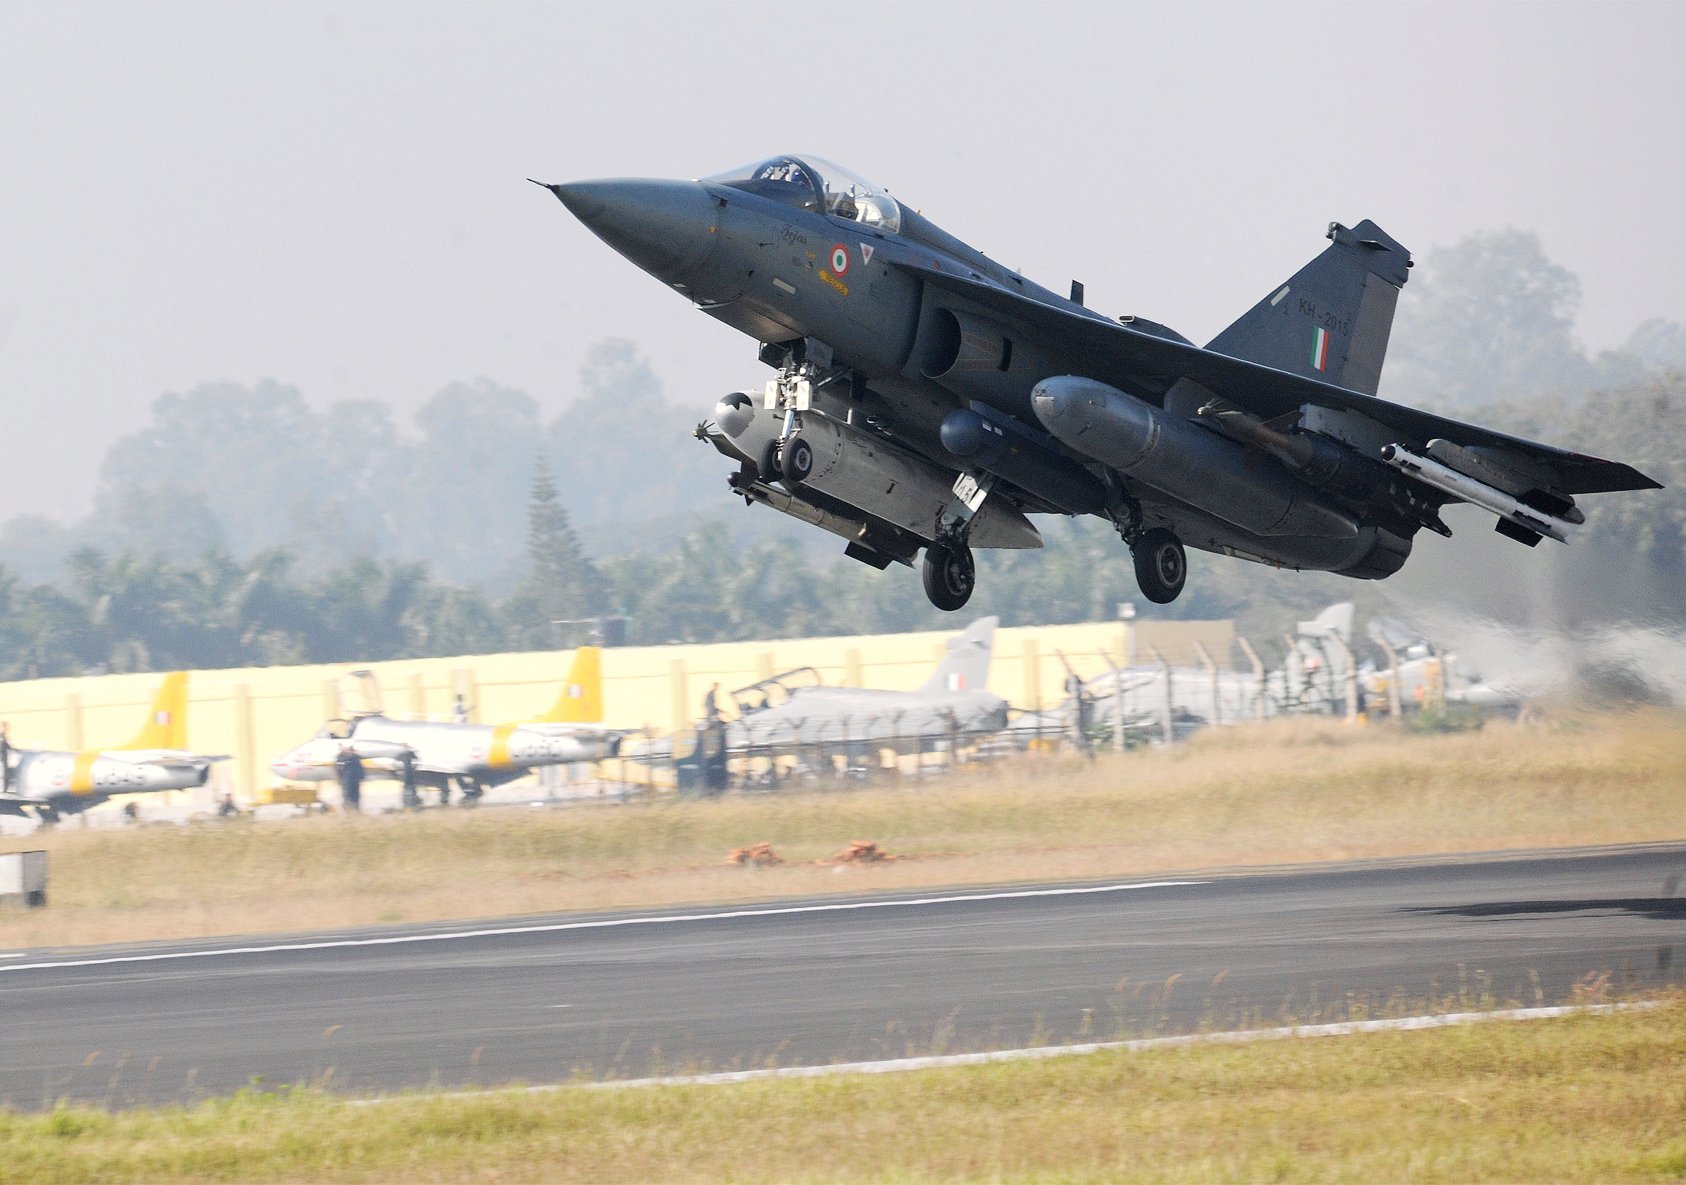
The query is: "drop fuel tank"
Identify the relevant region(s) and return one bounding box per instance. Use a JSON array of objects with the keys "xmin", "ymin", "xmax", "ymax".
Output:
[{"xmin": 1031, "ymin": 376, "xmax": 1357, "ymax": 541}]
